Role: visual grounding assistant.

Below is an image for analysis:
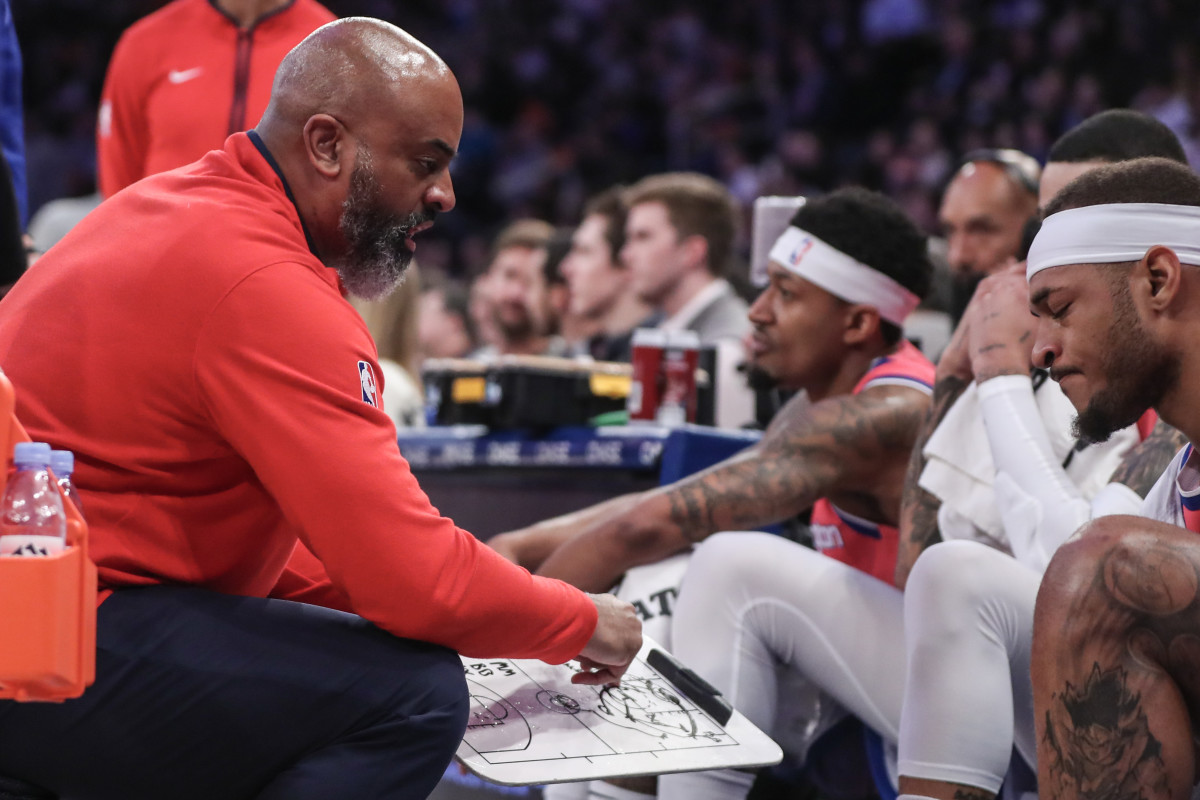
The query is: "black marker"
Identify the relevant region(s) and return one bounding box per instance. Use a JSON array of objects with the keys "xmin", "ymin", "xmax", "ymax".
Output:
[{"xmin": 646, "ymin": 648, "xmax": 733, "ymax": 726}]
